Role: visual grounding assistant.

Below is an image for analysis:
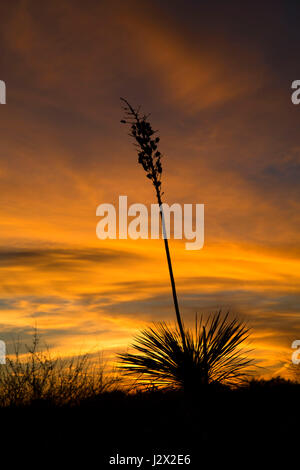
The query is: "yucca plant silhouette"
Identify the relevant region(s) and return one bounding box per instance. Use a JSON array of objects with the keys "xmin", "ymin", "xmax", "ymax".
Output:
[{"xmin": 119, "ymin": 100, "xmax": 253, "ymax": 391}]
